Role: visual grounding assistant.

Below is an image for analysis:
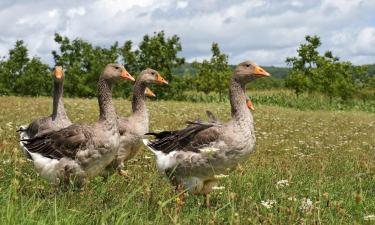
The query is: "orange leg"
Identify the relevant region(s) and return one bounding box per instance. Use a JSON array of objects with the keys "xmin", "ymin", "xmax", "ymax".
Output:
[{"xmin": 176, "ymin": 184, "xmax": 185, "ymax": 212}]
